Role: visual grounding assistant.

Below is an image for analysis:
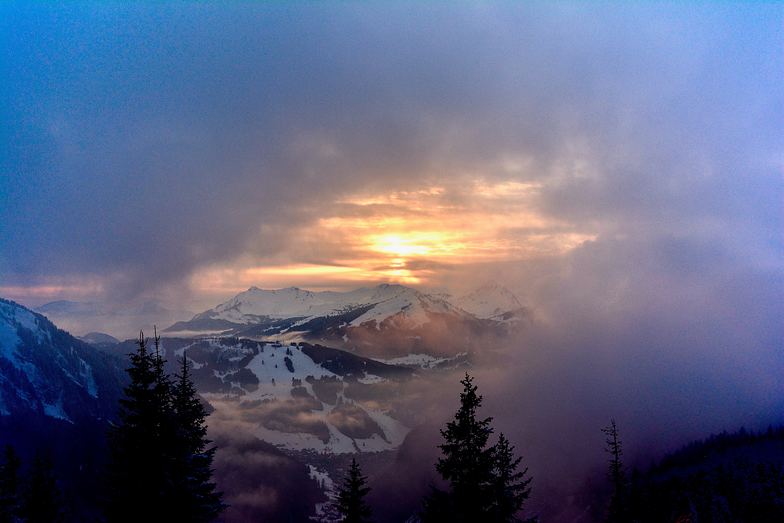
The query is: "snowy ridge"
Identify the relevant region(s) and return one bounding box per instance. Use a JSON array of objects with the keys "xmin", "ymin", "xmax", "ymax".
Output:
[
  {"xmin": 164, "ymin": 283, "xmax": 527, "ymax": 358},
  {"xmin": 374, "ymin": 352, "xmax": 469, "ymax": 370},
  {"xmin": 0, "ymin": 298, "xmax": 124, "ymax": 421},
  {"xmin": 167, "ymin": 282, "xmax": 524, "ymax": 344},
  {"xmin": 453, "ymin": 281, "xmax": 524, "ymax": 319},
  {"xmin": 191, "ymin": 284, "xmax": 463, "ymax": 328}
]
